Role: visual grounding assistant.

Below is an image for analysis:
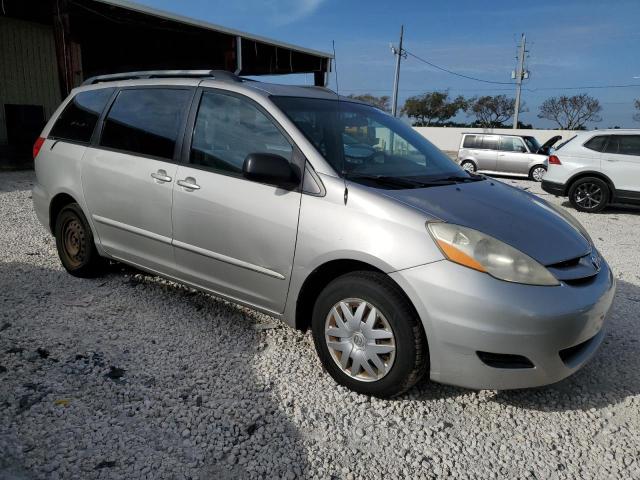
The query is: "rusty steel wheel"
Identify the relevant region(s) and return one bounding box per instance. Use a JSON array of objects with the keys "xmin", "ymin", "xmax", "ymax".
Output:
[
  {"xmin": 61, "ymin": 217, "xmax": 86, "ymax": 268},
  {"xmin": 54, "ymin": 203, "xmax": 104, "ymax": 277}
]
